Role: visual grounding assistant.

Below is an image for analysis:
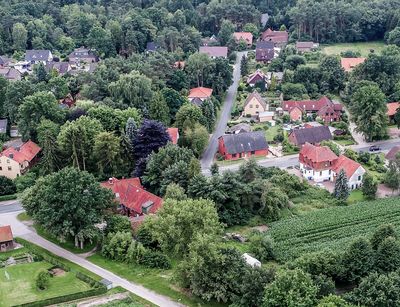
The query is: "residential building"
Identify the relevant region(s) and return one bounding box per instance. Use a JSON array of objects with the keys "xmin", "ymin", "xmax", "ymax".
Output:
[
  {"xmin": 199, "ymin": 46, "xmax": 228, "ymax": 58},
  {"xmin": 101, "ymin": 177, "xmax": 163, "ymax": 224},
  {"xmin": 0, "ymin": 67, "xmax": 21, "ymax": 81},
  {"xmin": 0, "ymin": 140, "xmax": 41, "ymax": 179},
  {"xmin": 233, "ymin": 32, "xmax": 253, "ymax": 47},
  {"xmin": 386, "ymin": 145, "xmax": 400, "ymax": 162},
  {"xmin": 261, "ymin": 29, "xmax": 289, "ymax": 47},
  {"xmin": 247, "ymin": 69, "xmax": 267, "ymax": 87},
  {"xmin": 0, "ymin": 119, "xmax": 7, "ymax": 135},
  {"xmin": 387, "ymin": 102, "xmax": 400, "ymax": 122},
  {"xmin": 146, "ymin": 42, "xmax": 160, "ymax": 53},
  {"xmin": 218, "ymin": 131, "xmax": 268, "ymax": 160},
  {"xmin": 25, "ymin": 50, "xmax": 53, "ymax": 64},
  {"xmin": 288, "ymin": 106, "xmax": 303, "ymax": 122},
  {"xmin": 68, "ymin": 47, "xmax": 98, "ymax": 64},
  {"xmin": 167, "ymin": 127, "xmax": 179, "ymax": 145},
  {"xmin": 188, "ymin": 87, "xmax": 213, "ymax": 106},
  {"xmin": 341, "ymin": 58, "xmax": 366, "ymax": 72},
  {"xmin": 296, "ymin": 42, "xmax": 319, "ymax": 53},
  {"xmin": 266, "ymin": 71, "xmax": 284, "ymax": 83},
  {"xmin": 201, "ymin": 35, "xmax": 219, "ymax": 46},
  {"xmin": 299, "ymin": 143, "xmax": 365, "ymax": 189},
  {"xmin": 255, "ymin": 41, "xmax": 275, "ymax": 62},
  {"xmin": 243, "ymin": 91, "xmax": 268, "ymax": 117},
  {"xmin": 282, "ymin": 96, "xmax": 343, "ymax": 124},
  {"xmin": 288, "ymin": 126, "xmax": 332, "ymax": 146},
  {"xmin": 226, "ymin": 123, "xmax": 252, "ymax": 134},
  {"xmin": 46, "ymin": 62, "xmax": 71, "ymax": 75},
  {"xmin": 0, "ymin": 56, "xmax": 11, "ymax": 67},
  {"xmin": 0, "ymin": 225, "xmax": 14, "ymax": 252}
]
